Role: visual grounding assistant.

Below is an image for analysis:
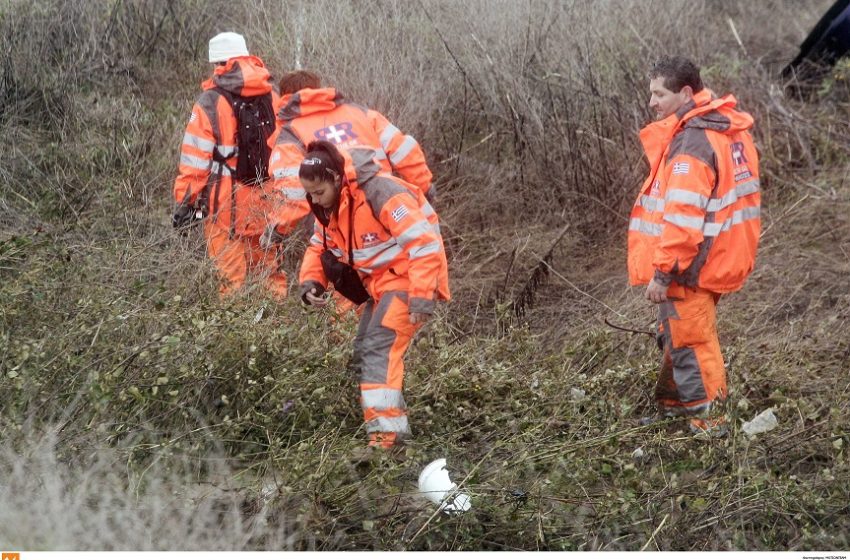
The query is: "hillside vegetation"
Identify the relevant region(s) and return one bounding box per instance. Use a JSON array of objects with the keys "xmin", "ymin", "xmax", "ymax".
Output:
[{"xmin": 1, "ymin": 0, "xmax": 849, "ymax": 551}]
